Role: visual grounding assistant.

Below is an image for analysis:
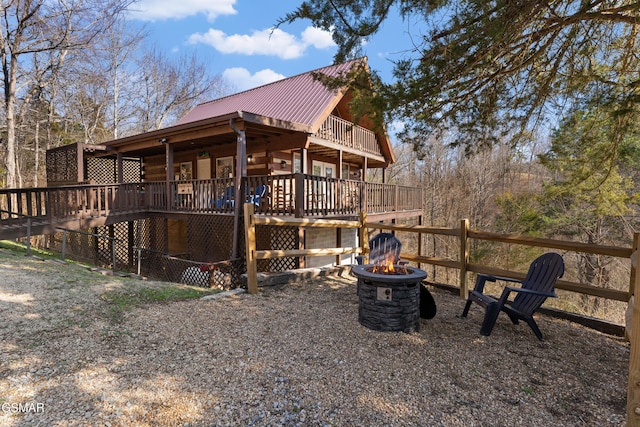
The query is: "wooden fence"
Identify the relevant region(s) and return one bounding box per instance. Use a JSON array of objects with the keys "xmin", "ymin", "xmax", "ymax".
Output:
[
  {"xmin": 245, "ymin": 209, "xmax": 634, "ymax": 302},
  {"xmin": 242, "ymin": 204, "xmax": 640, "ymax": 425}
]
